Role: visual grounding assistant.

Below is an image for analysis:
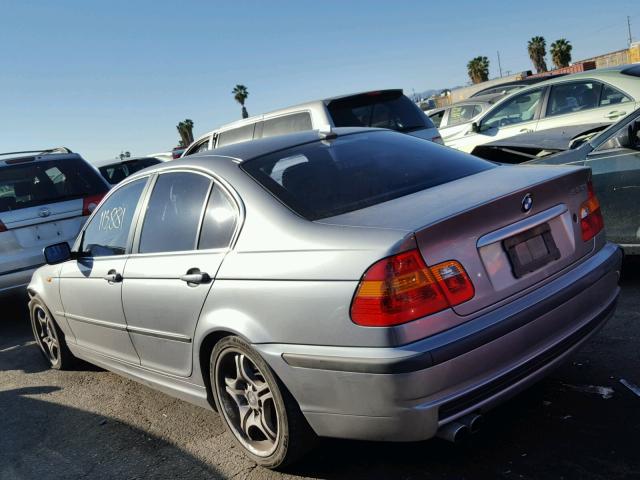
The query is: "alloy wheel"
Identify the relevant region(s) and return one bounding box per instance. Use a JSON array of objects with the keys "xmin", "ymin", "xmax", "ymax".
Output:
[
  {"xmin": 215, "ymin": 349, "xmax": 279, "ymax": 457},
  {"xmin": 33, "ymin": 306, "xmax": 60, "ymax": 365}
]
